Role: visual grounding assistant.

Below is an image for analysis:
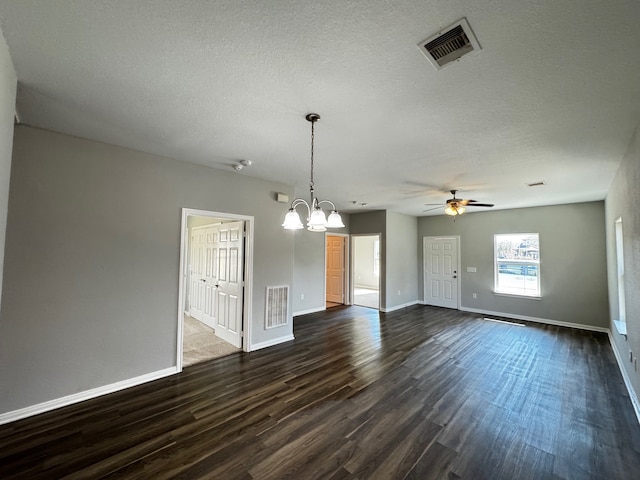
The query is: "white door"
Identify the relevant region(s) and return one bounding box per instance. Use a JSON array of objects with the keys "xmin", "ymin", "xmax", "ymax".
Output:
[
  {"xmin": 214, "ymin": 221, "xmax": 244, "ymax": 348},
  {"xmin": 201, "ymin": 226, "xmax": 218, "ymax": 329},
  {"xmin": 424, "ymin": 236, "xmax": 459, "ymax": 309},
  {"xmin": 189, "ymin": 225, "xmax": 218, "ymax": 329},
  {"xmin": 189, "ymin": 228, "xmax": 205, "ymax": 321}
]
